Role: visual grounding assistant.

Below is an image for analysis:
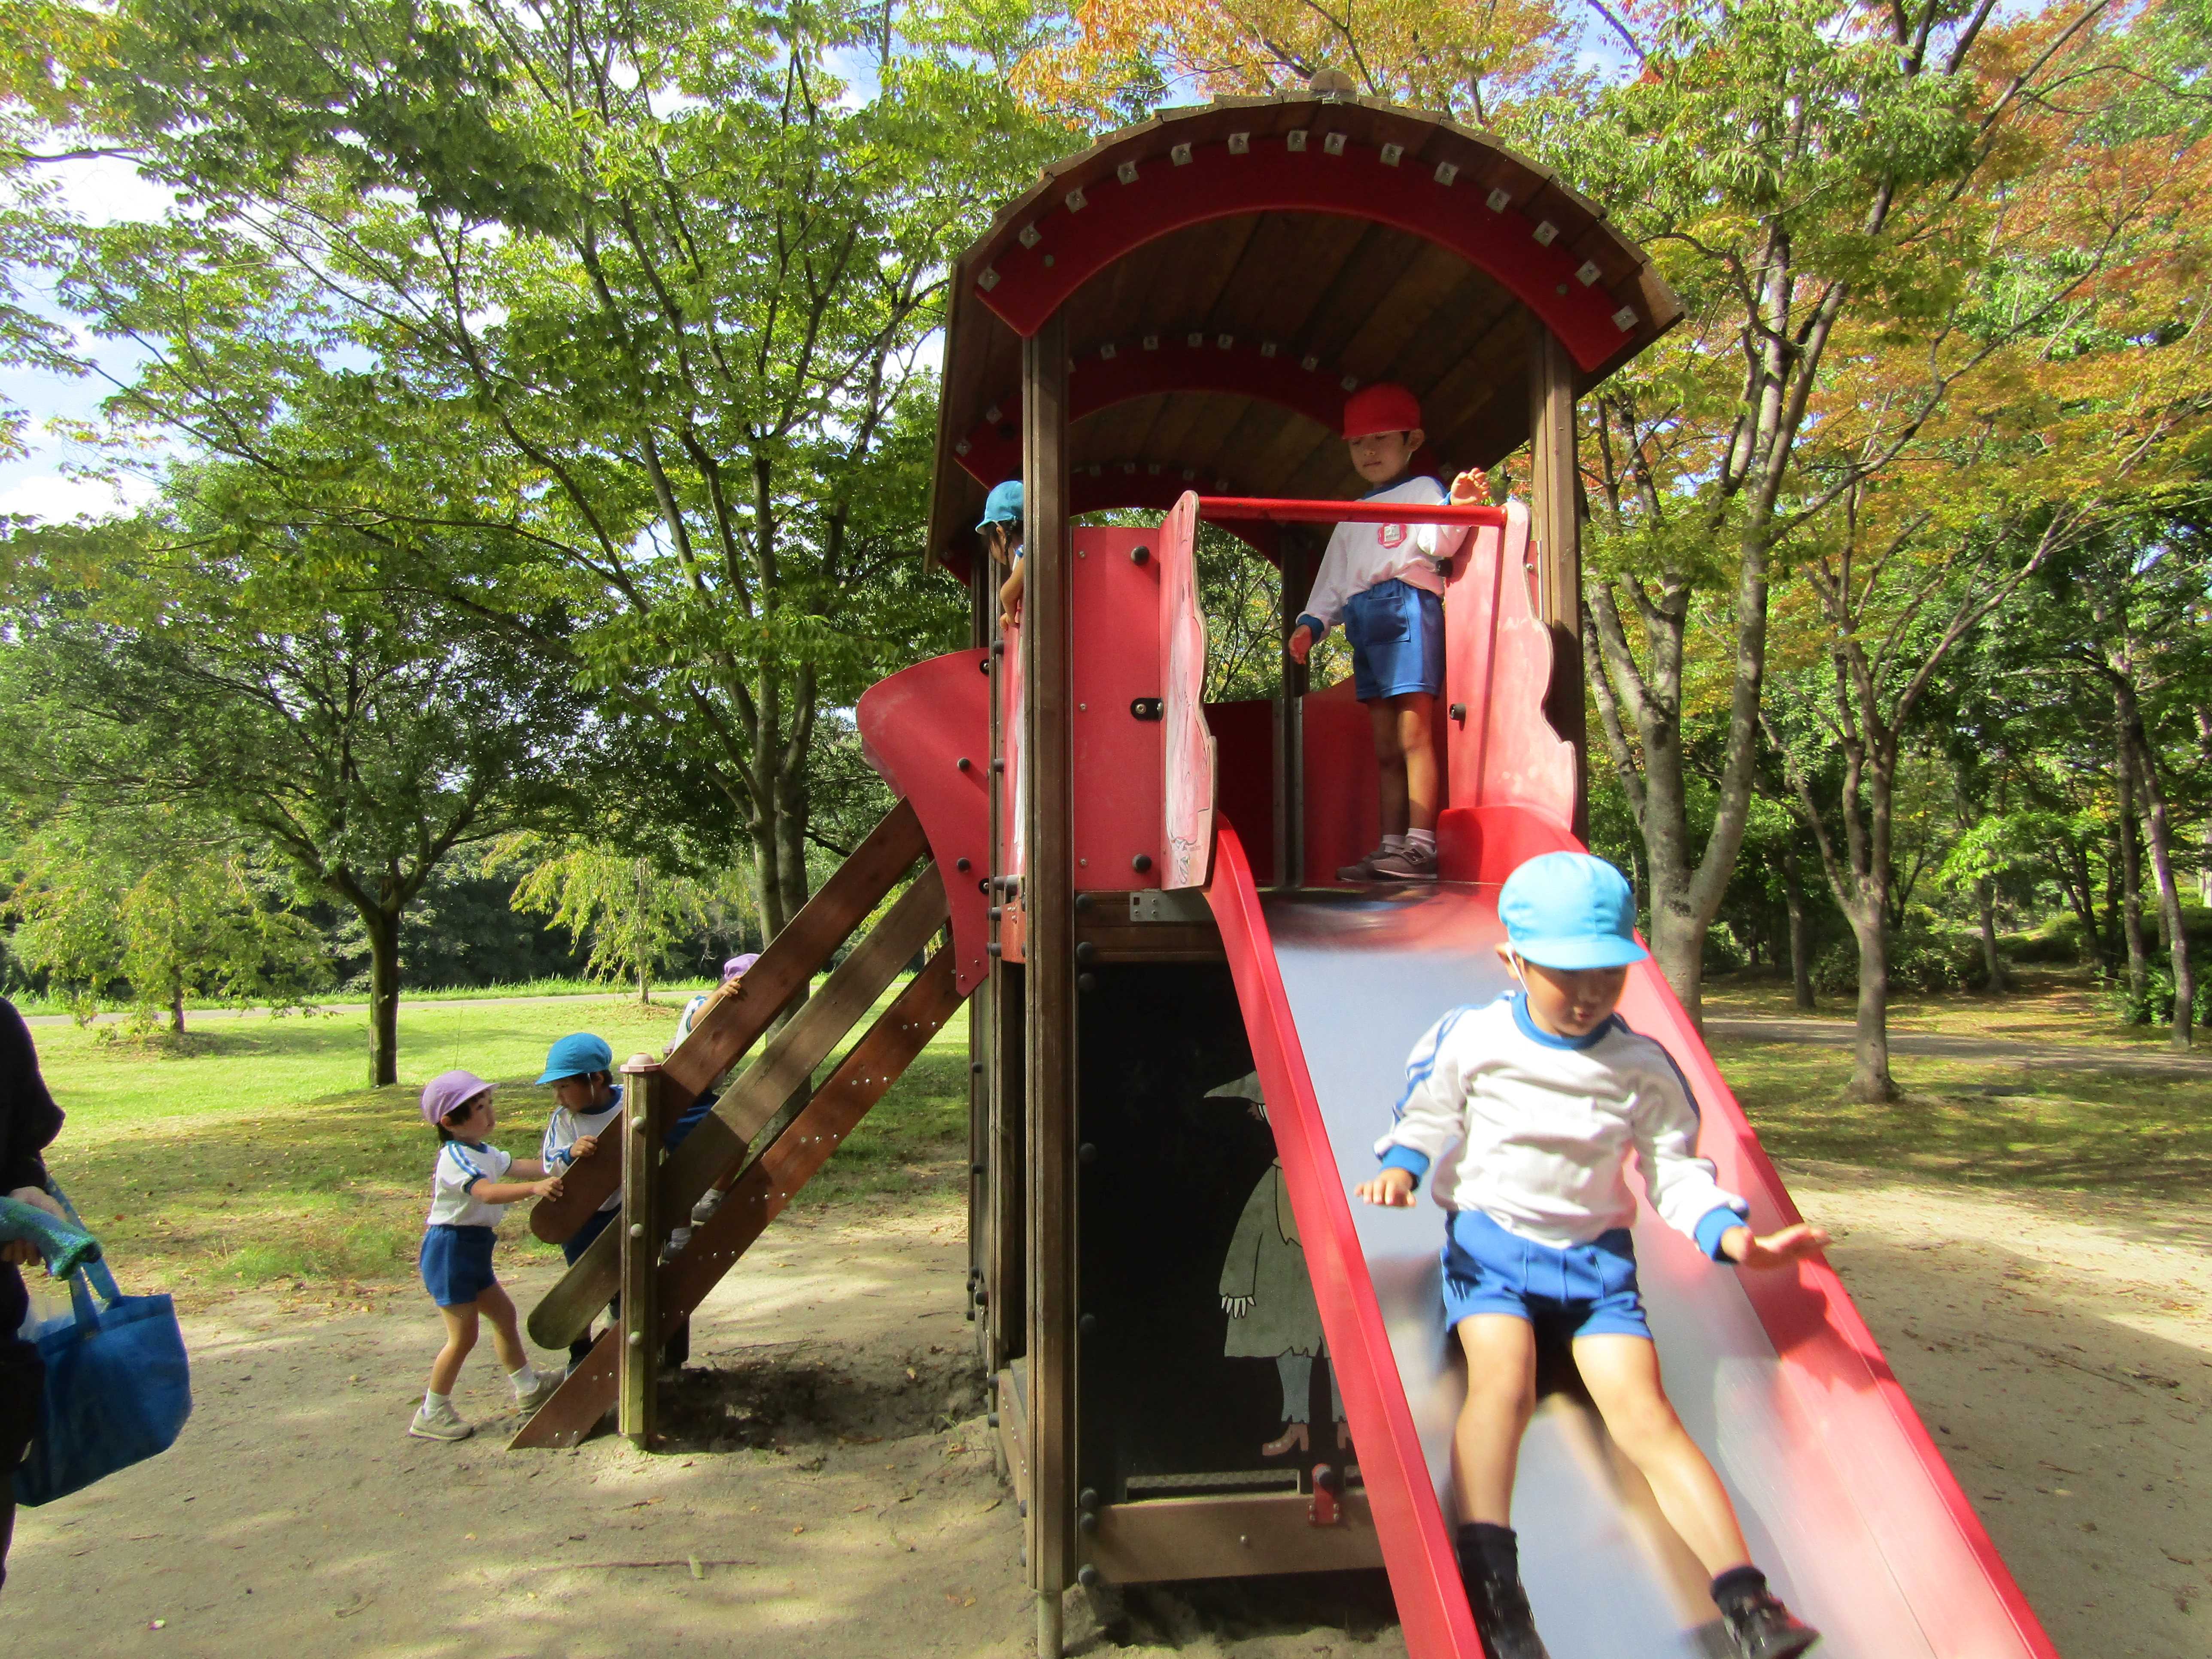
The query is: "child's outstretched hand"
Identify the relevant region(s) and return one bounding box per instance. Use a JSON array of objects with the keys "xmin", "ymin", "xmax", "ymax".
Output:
[
  {"xmin": 531, "ymin": 1175, "xmax": 565, "ymax": 1201},
  {"xmin": 1354, "ymin": 1167, "xmax": 1417, "ymax": 1208},
  {"xmin": 1449, "ymin": 467, "xmax": 1489, "ymax": 504},
  {"xmin": 1287, "ymin": 624, "xmax": 1313, "ymax": 666},
  {"xmin": 1720, "ymin": 1221, "xmax": 1829, "ymax": 1269}
]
